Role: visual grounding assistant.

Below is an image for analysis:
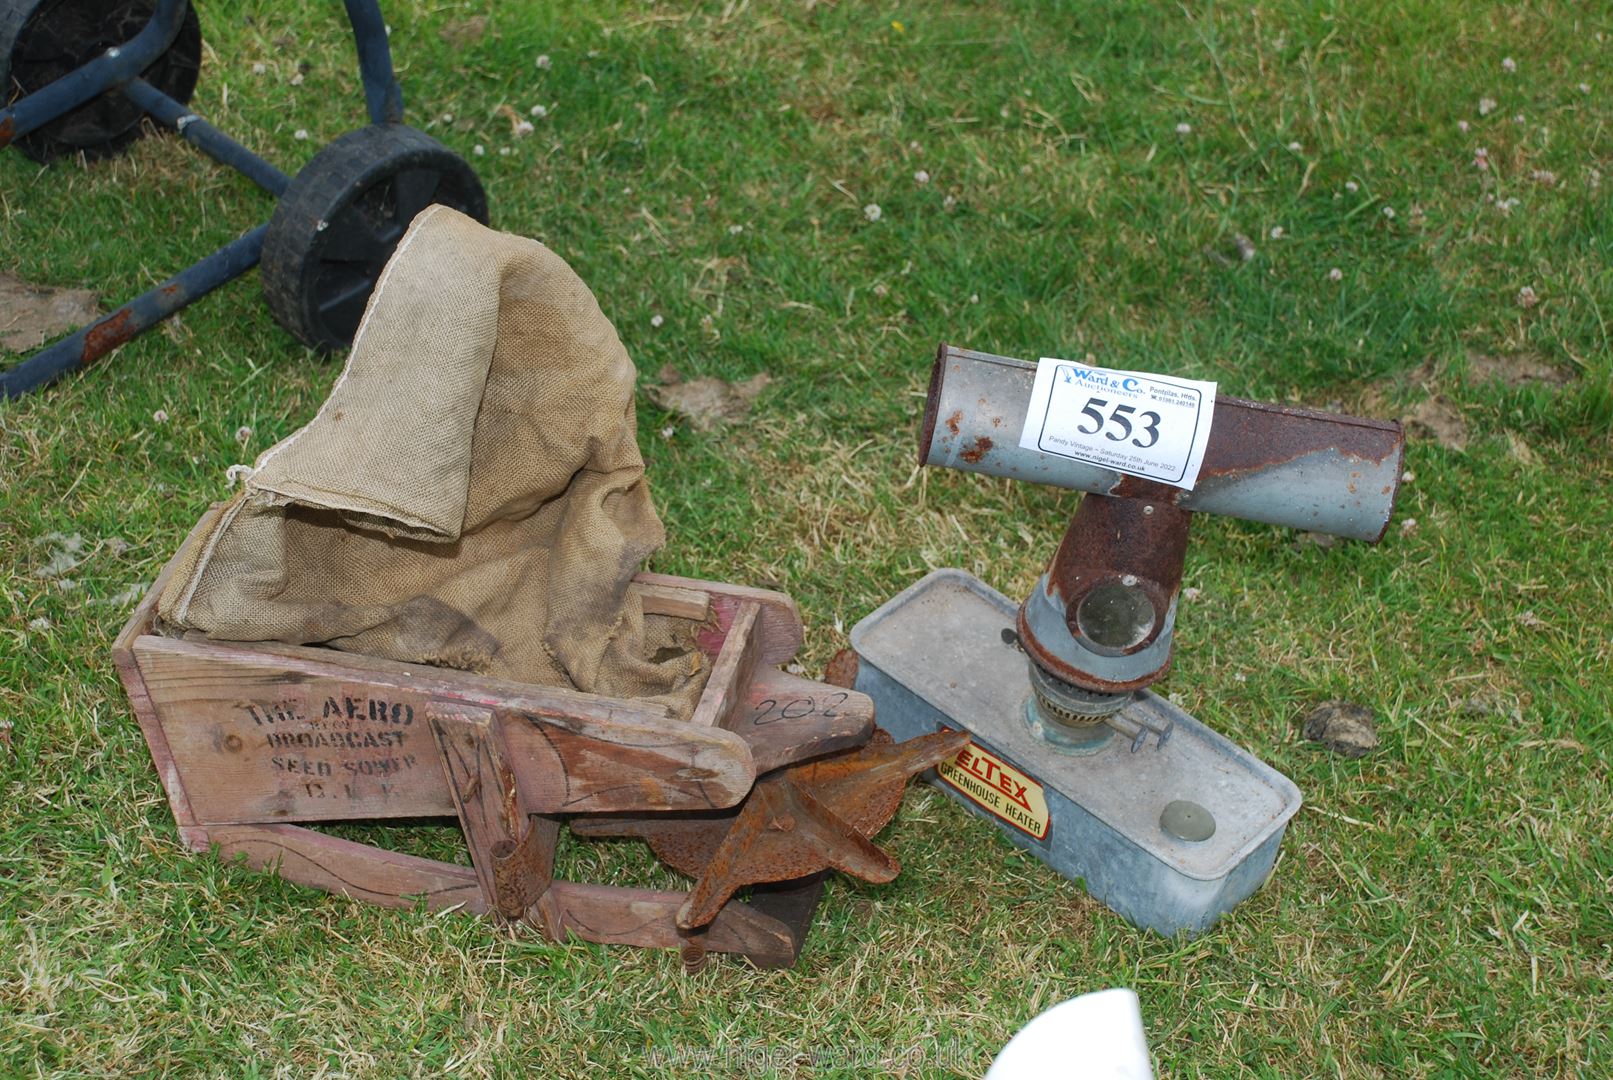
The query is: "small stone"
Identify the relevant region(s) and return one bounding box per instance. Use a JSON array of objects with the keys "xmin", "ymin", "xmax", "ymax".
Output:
[{"xmin": 1302, "ymin": 701, "xmax": 1380, "ymax": 758}]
